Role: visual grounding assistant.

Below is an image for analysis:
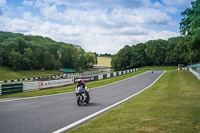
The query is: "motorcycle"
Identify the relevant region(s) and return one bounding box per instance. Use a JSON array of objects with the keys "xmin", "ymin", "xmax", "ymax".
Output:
[
  {"xmin": 75, "ymin": 86, "xmax": 90, "ymax": 106},
  {"xmin": 151, "ymin": 70, "xmax": 154, "ymax": 74}
]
